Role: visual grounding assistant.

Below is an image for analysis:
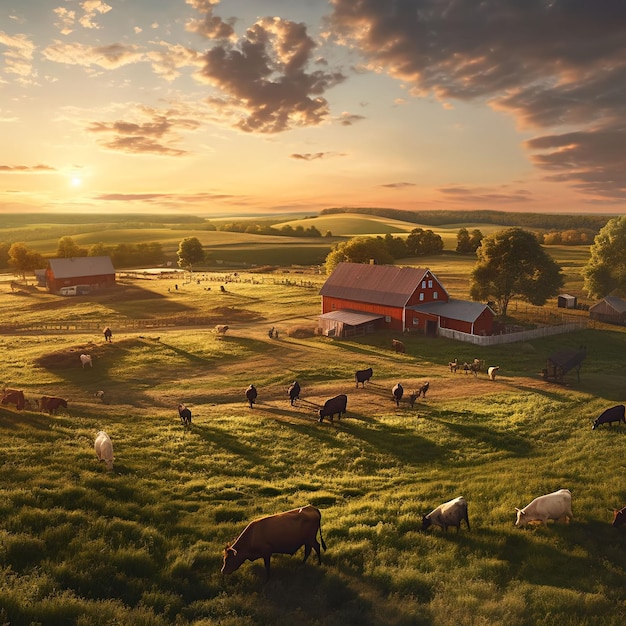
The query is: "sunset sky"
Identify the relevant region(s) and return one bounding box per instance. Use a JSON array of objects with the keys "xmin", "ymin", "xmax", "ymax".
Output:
[{"xmin": 1, "ymin": 0, "xmax": 625, "ymax": 217}]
